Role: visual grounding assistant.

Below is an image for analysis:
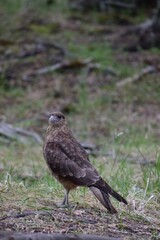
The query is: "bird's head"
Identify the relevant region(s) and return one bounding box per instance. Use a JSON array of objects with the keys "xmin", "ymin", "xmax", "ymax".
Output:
[{"xmin": 48, "ymin": 112, "xmax": 65, "ymax": 128}]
